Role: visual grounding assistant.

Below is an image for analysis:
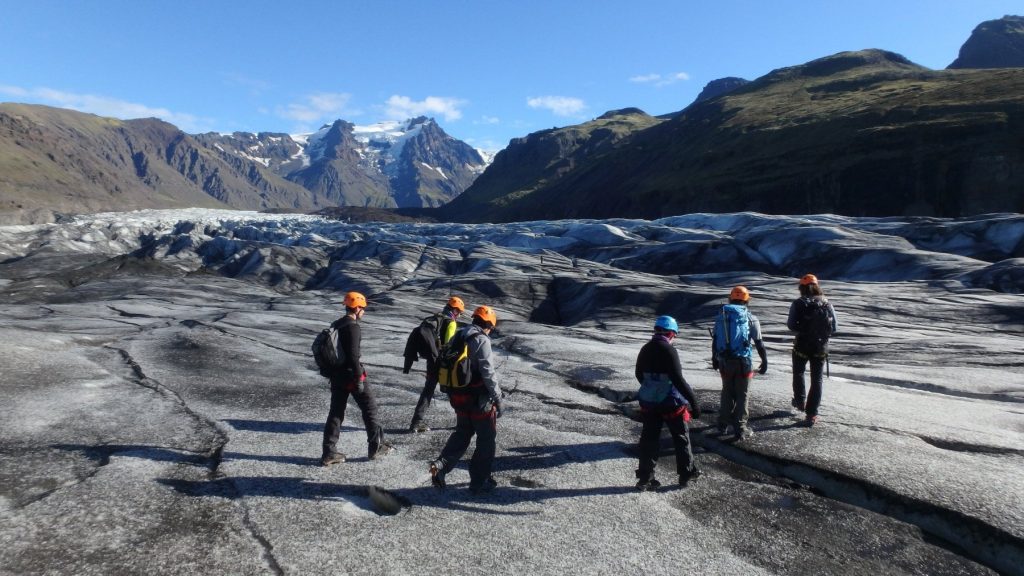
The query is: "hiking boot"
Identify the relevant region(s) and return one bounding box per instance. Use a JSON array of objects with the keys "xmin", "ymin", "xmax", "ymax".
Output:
[
  {"xmin": 408, "ymin": 418, "xmax": 430, "ymax": 433},
  {"xmin": 635, "ymin": 478, "xmax": 662, "ymax": 492},
  {"xmin": 680, "ymin": 468, "xmax": 702, "ymax": 487},
  {"xmin": 791, "ymin": 398, "xmax": 806, "ymax": 412},
  {"xmin": 716, "ymin": 424, "xmax": 731, "ymax": 436},
  {"xmin": 429, "ymin": 460, "xmax": 447, "ymax": 490},
  {"xmin": 369, "ymin": 442, "xmax": 394, "ymax": 460},
  {"xmin": 735, "ymin": 427, "xmax": 755, "ymax": 441},
  {"xmin": 803, "ymin": 415, "xmax": 819, "ymax": 428},
  {"xmin": 469, "ymin": 476, "xmax": 498, "ymax": 495},
  {"xmin": 319, "ymin": 452, "xmax": 346, "ymax": 467}
]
